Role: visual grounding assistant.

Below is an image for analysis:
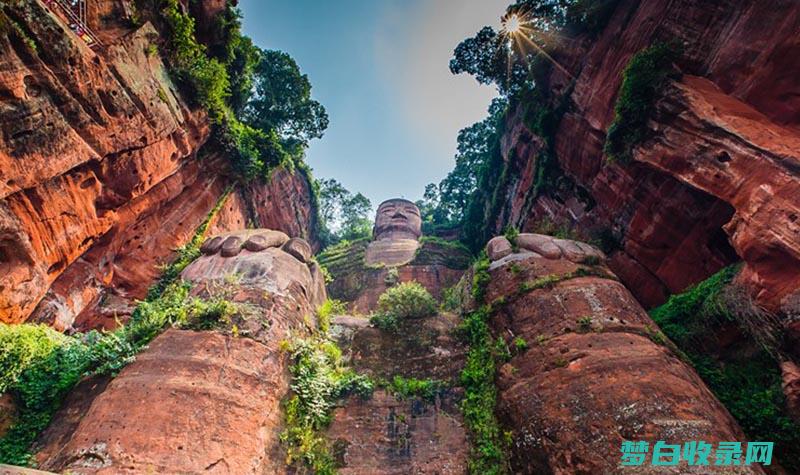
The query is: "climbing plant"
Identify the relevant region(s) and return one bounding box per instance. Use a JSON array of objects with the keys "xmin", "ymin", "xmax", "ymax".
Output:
[
  {"xmin": 280, "ymin": 302, "xmax": 373, "ymax": 474},
  {"xmin": 459, "ymin": 255, "xmax": 509, "ymax": 474}
]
